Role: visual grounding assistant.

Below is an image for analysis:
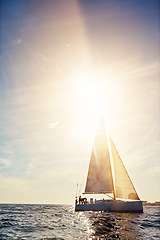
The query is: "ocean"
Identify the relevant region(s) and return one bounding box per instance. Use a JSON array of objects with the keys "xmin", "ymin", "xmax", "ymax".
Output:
[{"xmin": 0, "ymin": 204, "xmax": 159, "ymax": 239}]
